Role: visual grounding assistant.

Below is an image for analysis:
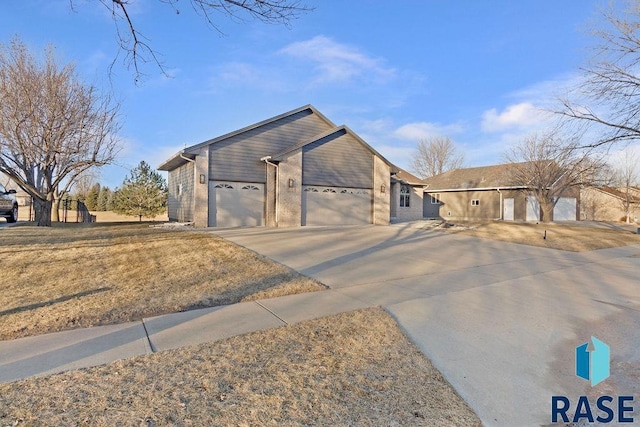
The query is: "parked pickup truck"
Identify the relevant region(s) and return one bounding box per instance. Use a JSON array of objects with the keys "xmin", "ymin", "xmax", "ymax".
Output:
[{"xmin": 0, "ymin": 183, "xmax": 18, "ymax": 223}]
